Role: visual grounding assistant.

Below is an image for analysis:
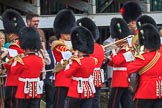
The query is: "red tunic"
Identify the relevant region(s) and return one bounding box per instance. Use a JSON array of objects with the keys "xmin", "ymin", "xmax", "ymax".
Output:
[
  {"xmin": 52, "ymin": 40, "xmax": 72, "ymax": 87},
  {"xmin": 64, "ymin": 57, "xmax": 96, "ymax": 99},
  {"xmin": 4, "ymin": 40, "xmax": 24, "ymax": 86},
  {"xmin": 90, "ymin": 43, "xmax": 104, "ymax": 87},
  {"xmin": 127, "ymin": 51, "xmax": 162, "ymax": 99},
  {"xmin": 11, "ymin": 54, "xmax": 43, "ymax": 99},
  {"xmin": 109, "ymin": 49, "xmax": 130, "ymax": 87}
]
